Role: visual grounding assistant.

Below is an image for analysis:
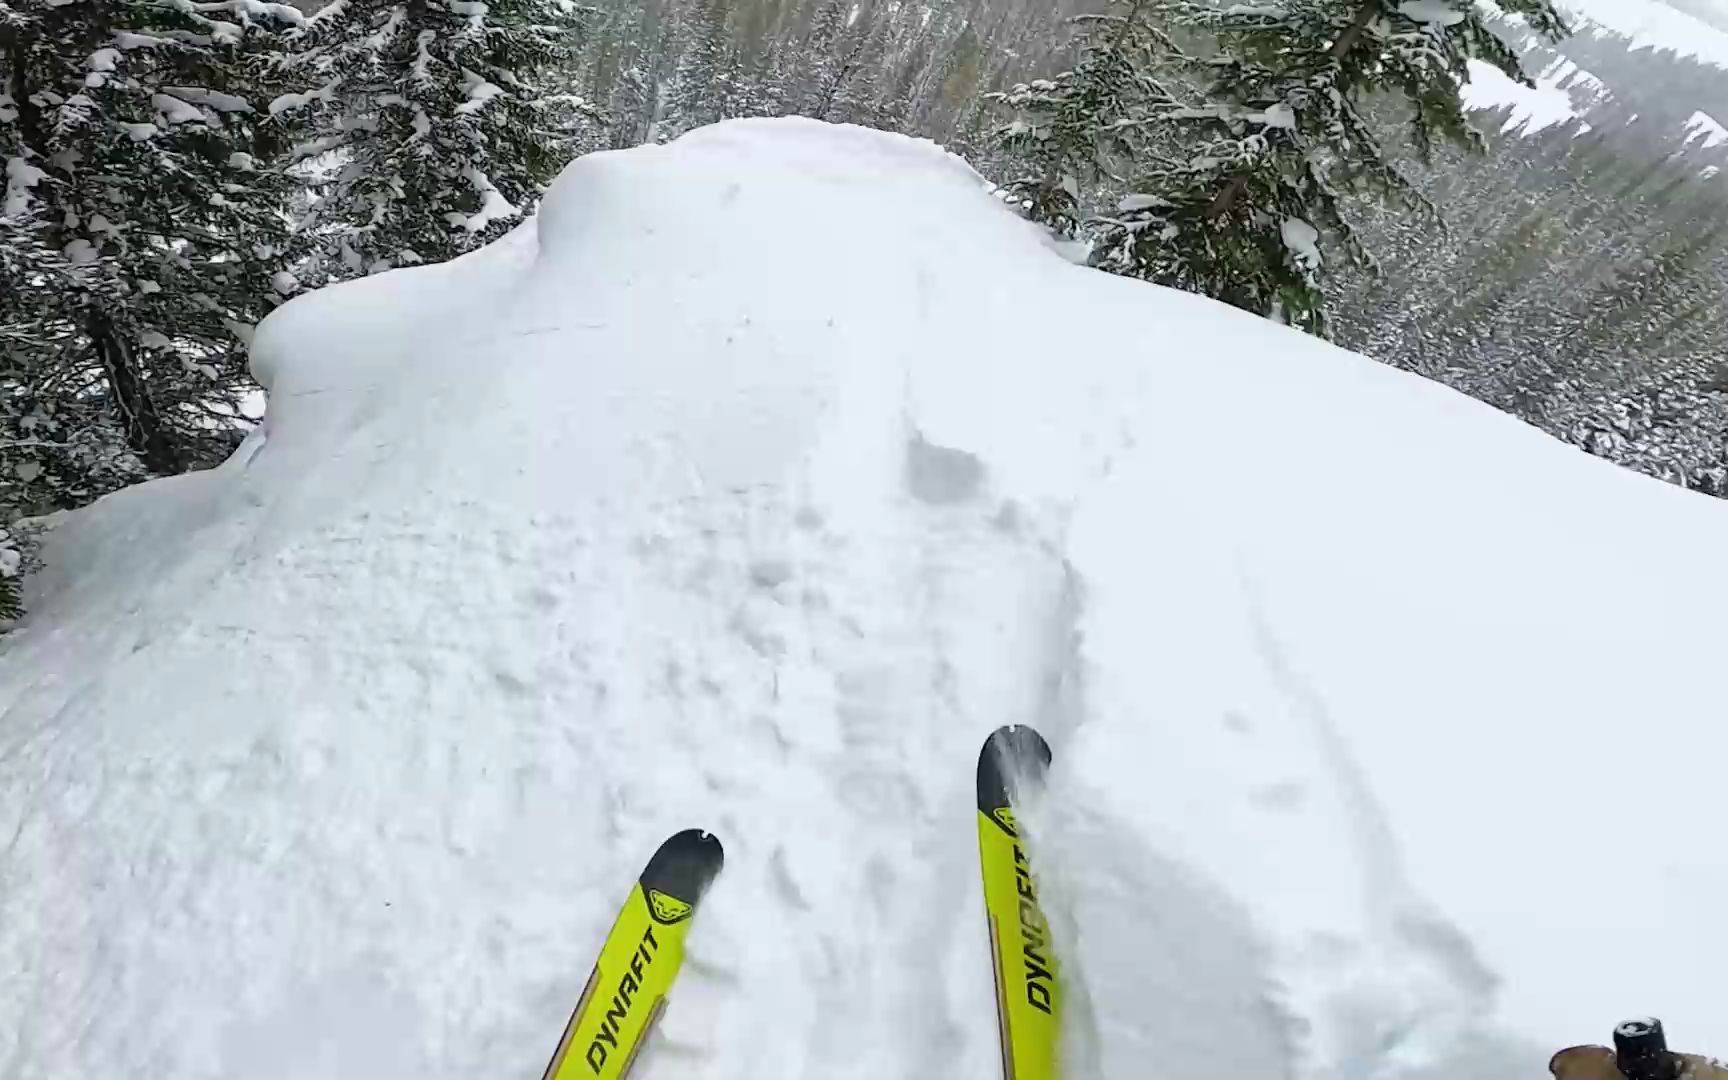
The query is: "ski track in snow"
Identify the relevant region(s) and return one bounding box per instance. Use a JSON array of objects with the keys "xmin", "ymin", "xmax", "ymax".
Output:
[{"xmin": 3, "ymin": 119, "xmax": 1727, "ymax": 1080}]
